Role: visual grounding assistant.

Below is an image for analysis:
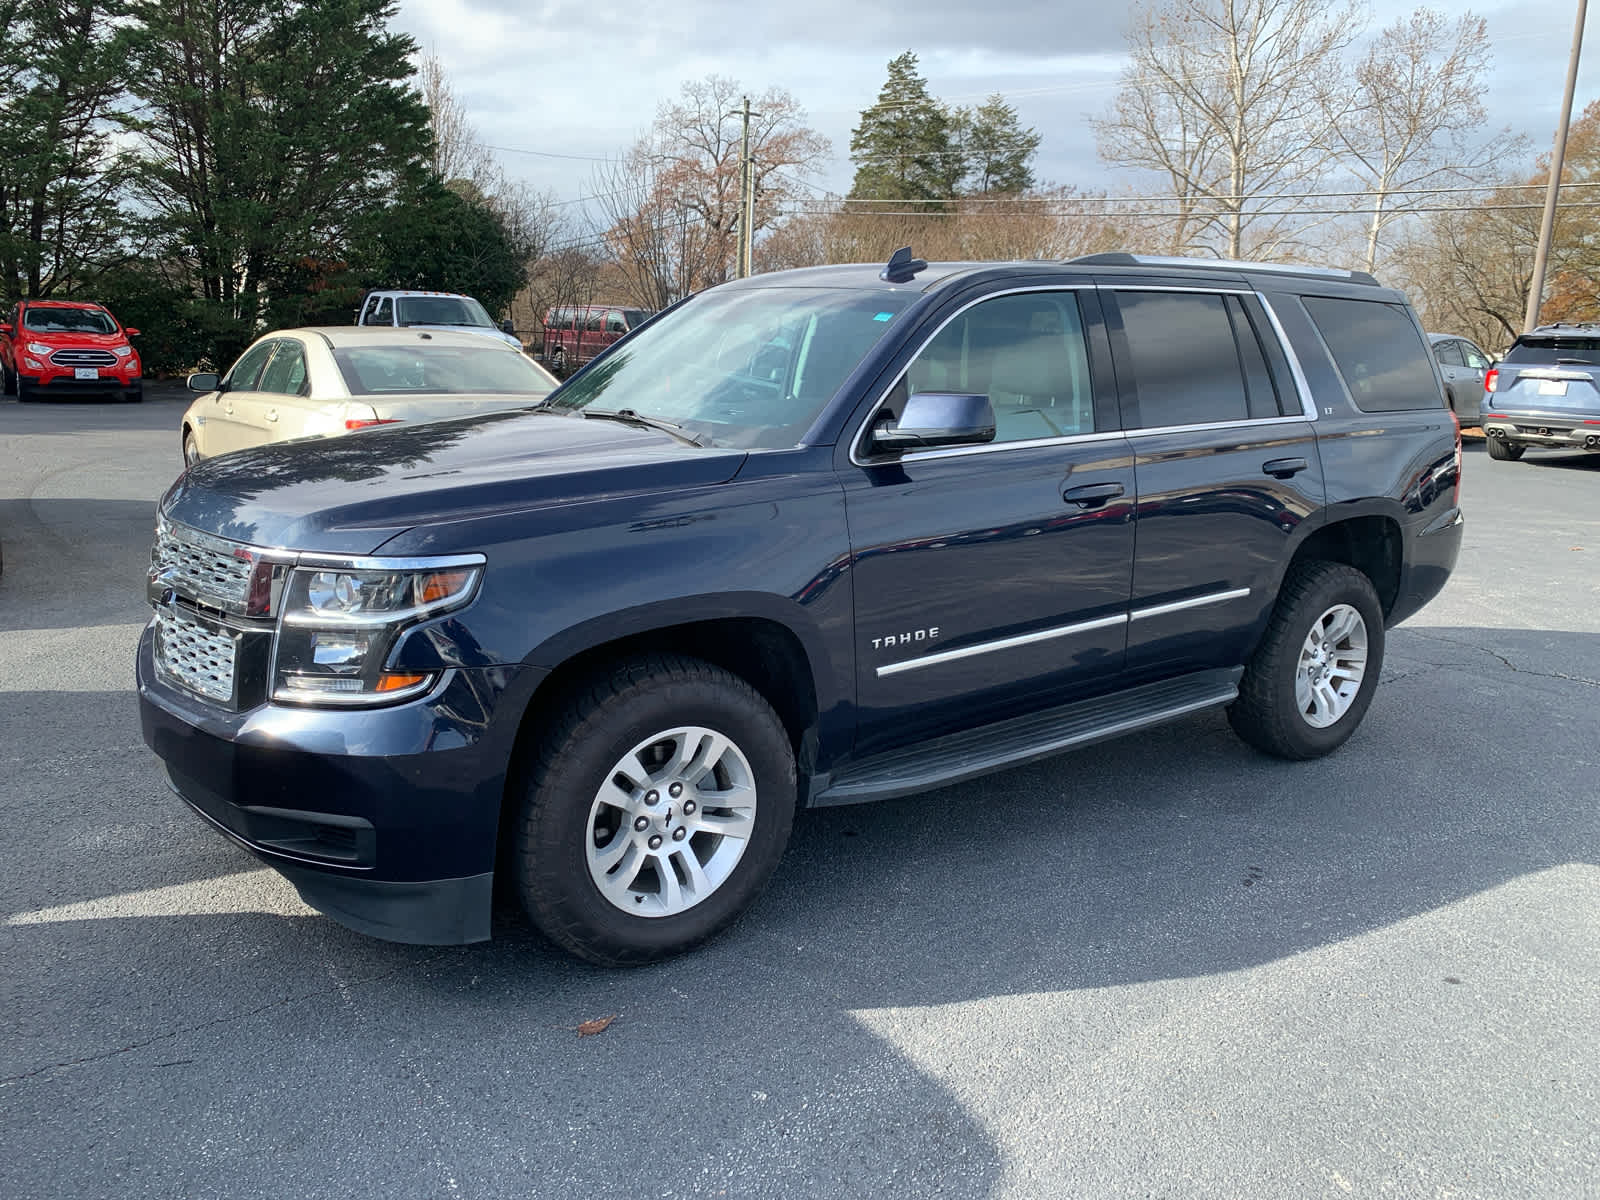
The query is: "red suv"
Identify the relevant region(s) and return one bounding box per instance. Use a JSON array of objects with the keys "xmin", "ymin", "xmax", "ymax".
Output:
[{"xmin": 1, "ymin": 299, "xmax": 143, "ymax": 402}]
